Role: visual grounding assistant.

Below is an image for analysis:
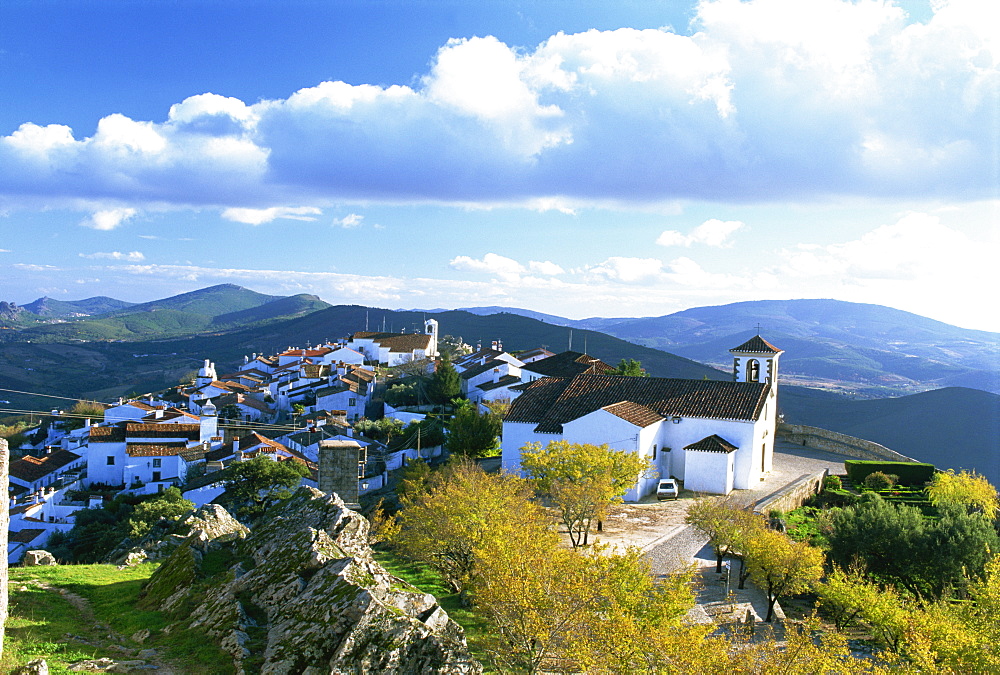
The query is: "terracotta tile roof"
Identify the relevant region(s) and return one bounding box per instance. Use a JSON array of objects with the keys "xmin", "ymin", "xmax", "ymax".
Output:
[
  {"xmin": 521, "ymin": 351, "xmax": 614, "ymax": 378},
  {"xmin": 124, "ymin": 423, "xmax": 202, "ymax": 441},
  {"xmin": 456, "ymin": 349, "xmax": 504, "ymax": 368},
  {"xmin": 141, "ymin": 410, "xmax": 198, "ymax": 423},
  {"xmin": 730, "ymin": 335, "xmax": 783, "ymax": 354},
  {"xmin": 9, "ymin": 528, "xmax": 45, "ymax": 544},
  {"xmin": 126, "ymin": 442, "xmax": 190, "ymax": 457},
  {"xmin": 685, "ymin": 435, "xmax": 739, "ymax": 453},
  {"xmin": 460, "ymin": 360, "xmax": 510, "ymax": 380},
  {"xmin": 278, "ymin": 348, "xmax": 333, "ymax": 358},
  {"xmin": 9, "ymin": 450, "xmax": 83, "ymax": 482},
  {"xmin": 205, "ymin": 446, "xmax": 232, "ymax": 462},
  {"xmin": 350, "ymin": 331, "xmax": 433, "ymax": 353},
  {"xmin": 601, "ymin": 401, "xmax": 664, "ymax": 428},
  {"xmin": 238, "ymin": 432, "xmax": 290, "ymax": 453},
  {"xmin": 89, "ymin": 425, "xmax": 126, "ymax": 443},
  {"xmin": 506, "ymin": 374, "xmax": 769, "ymax": 434}
]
